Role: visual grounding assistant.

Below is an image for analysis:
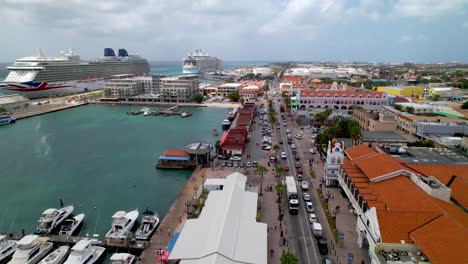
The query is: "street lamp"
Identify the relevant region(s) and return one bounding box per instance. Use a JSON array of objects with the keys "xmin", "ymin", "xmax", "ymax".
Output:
[{"xmin": 185, "ymin": 201, "xmax": 190, "ymax": 219}]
